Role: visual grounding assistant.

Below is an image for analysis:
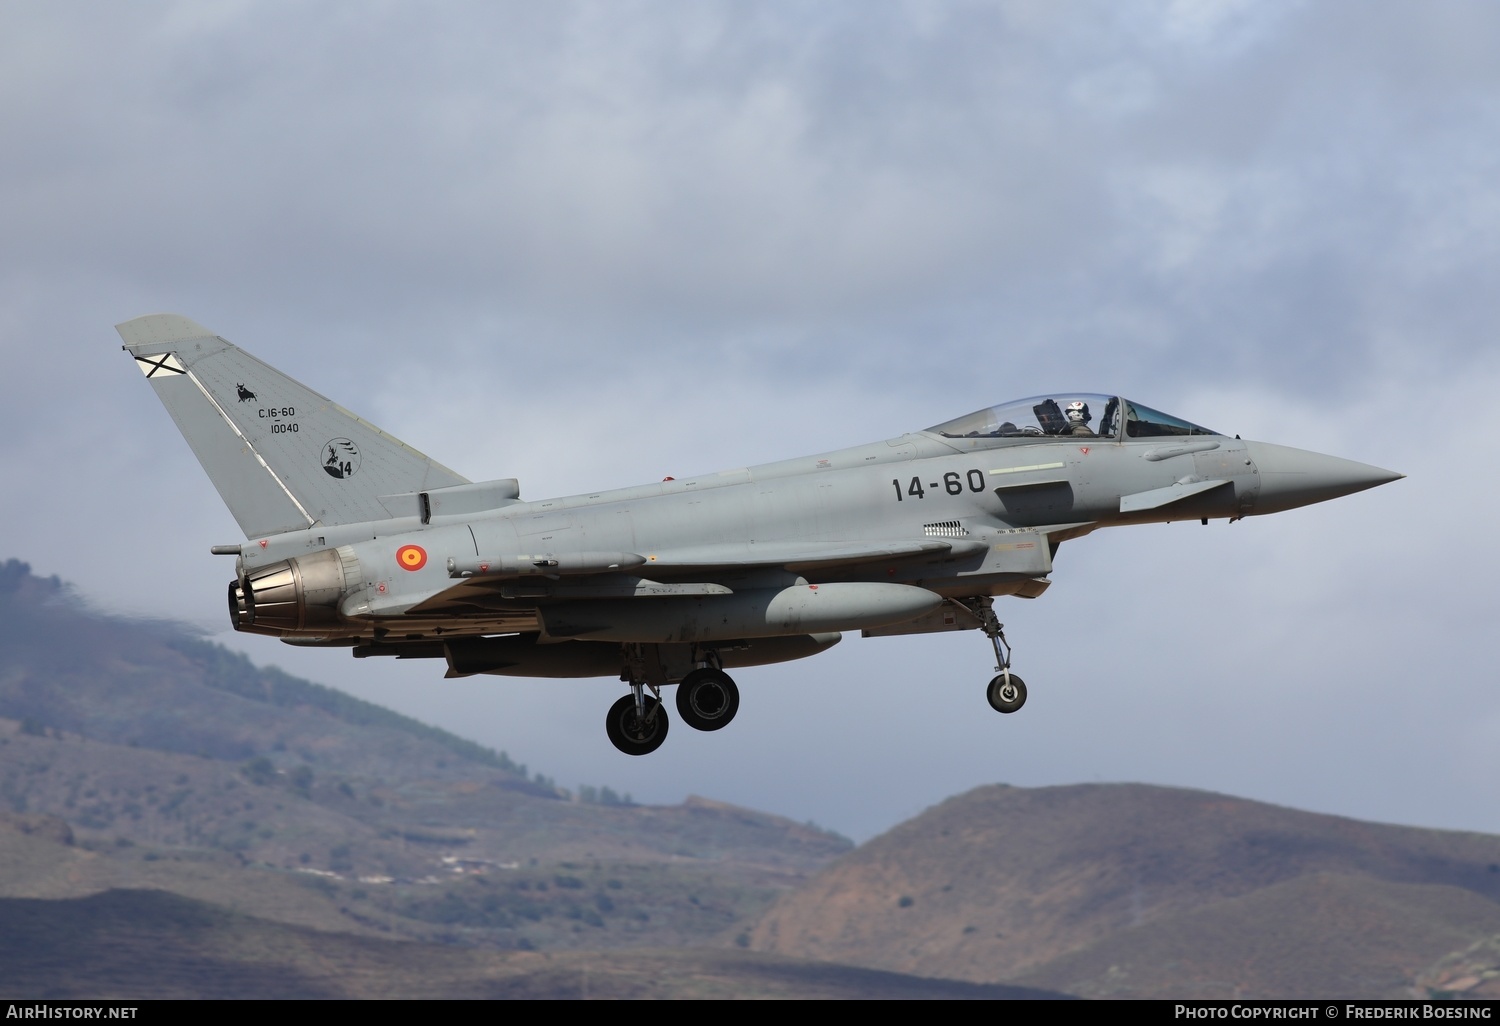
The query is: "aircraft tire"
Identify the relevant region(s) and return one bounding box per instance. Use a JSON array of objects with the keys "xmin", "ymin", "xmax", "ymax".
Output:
[
  {"xmin": 605, "ymin": 694, "xmax": 669, "ymax": 755},
  {"xmin": 675, "ymin": 668, "xmax": 740, "ymax": 732},
  {"xmin": 987, "ymin": 673, "xmax": 1027, "ymax": 714}
]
